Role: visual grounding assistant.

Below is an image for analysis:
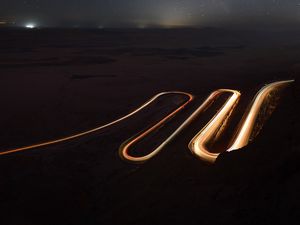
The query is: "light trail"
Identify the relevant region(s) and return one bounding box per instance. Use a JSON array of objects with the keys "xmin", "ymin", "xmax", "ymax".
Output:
[
  {"xmin": 0, "ymin": 80, "xmax": 293, "ymax": 163},
  {"xmin": 189, "ymin": 80, "xmax": 294, "ymax": 163},
  {"xmin": 0, "ymin": 92, "xmax": 194, "ymax": 156},
  {"xmin": 120, "ymin": 89, "xmax": 235, "ymax": 163},
  {"xmin": 227, "ymin": 80, "xmax": 294, "ymax": 151},
  {"xmin": 188, "ymin": 89, "xmax": 240, "ymax": 163}
]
